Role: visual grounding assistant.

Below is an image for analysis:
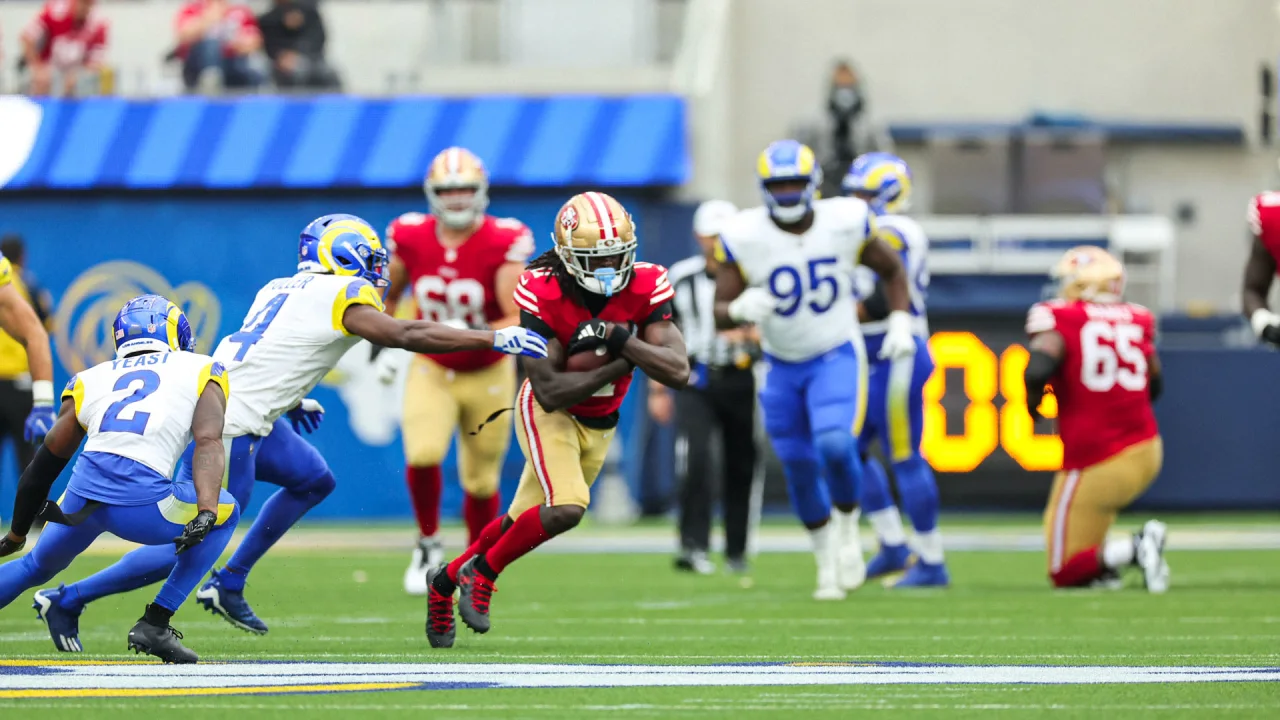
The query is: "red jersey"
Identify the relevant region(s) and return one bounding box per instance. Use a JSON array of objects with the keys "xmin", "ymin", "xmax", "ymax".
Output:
[
  {"xmin": 1248, "ymin": 191, "xmax": 1280, "ymax": 269},
  {"xmin": 22, "ymin": 0, "xmax": 108, "ymax": 67},
  {"xmin": 387, "ymin": 212, "xmax": 534, "ymax": 372},
  {"xmin": 1026, "ymin": 299, "xmax": 1159, "ymax": 470},
  {"xmin": 514, "ymin": 262, "xmax": 675, "ymax": 419},
  {"xmin": 175, "ymin": 1, "xmax": 260, "ymax": 60}
]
